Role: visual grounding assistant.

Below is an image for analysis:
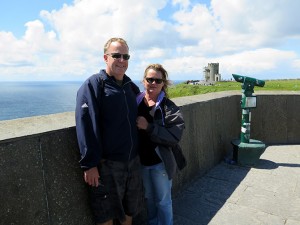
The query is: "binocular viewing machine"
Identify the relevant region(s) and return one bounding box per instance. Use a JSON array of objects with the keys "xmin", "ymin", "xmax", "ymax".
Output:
[{"xmin": 231, "ymin": 74, "xmax": 266, "ymax": 165}]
